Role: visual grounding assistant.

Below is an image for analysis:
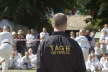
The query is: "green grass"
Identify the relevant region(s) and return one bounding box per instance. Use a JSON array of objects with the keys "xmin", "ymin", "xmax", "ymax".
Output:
[{"xmin": 0, "ymin": 69, "xmax": 36, "ymax": 72}]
